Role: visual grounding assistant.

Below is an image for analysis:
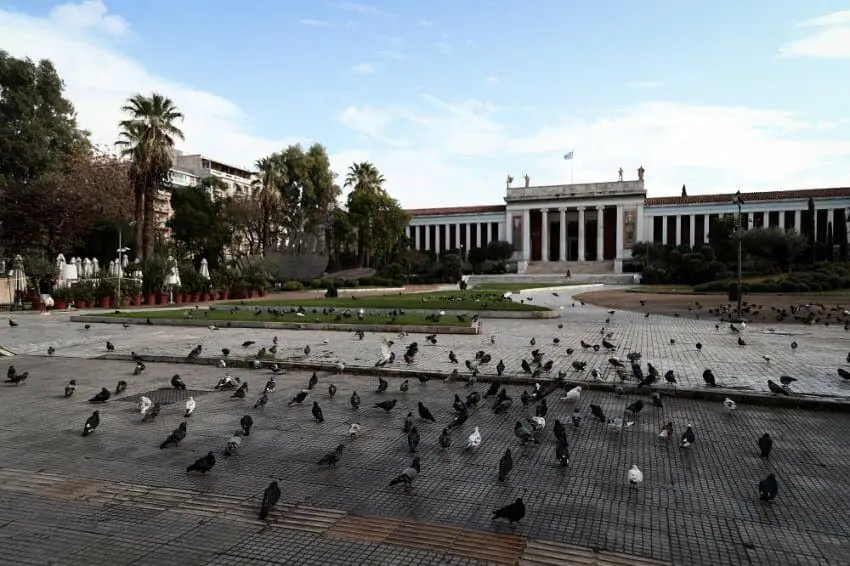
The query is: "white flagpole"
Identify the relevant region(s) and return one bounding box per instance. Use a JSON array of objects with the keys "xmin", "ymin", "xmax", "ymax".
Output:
[{"xmin": 570, "ymin": 150, "xmax": 575, "ymax": 184}]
